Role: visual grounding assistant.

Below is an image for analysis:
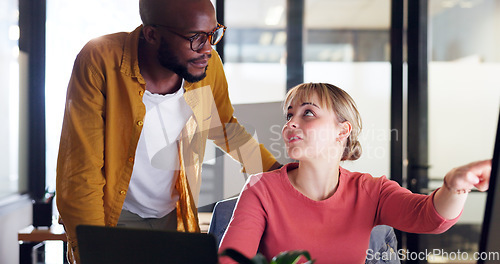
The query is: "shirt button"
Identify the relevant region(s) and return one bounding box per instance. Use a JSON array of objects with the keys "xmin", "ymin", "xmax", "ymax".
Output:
[
  {"xmin": 119, "ymin": 190, "xmax": 126, "ymax": 195},
  {"xmin": 128, "ymin": 157, "xmax": 134, "ymax": 162},
  {"xmin": 137, "ymin": 120, "xmax": 143, "ymax": 126}
]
